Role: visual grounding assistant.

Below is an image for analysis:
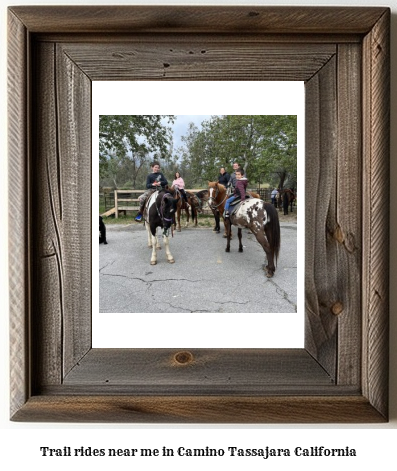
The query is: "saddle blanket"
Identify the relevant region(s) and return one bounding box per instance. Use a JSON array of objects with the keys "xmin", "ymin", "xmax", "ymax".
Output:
[{"xmin": 228, "ymin": 194, "xmax": 252, "ymax": 216}]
